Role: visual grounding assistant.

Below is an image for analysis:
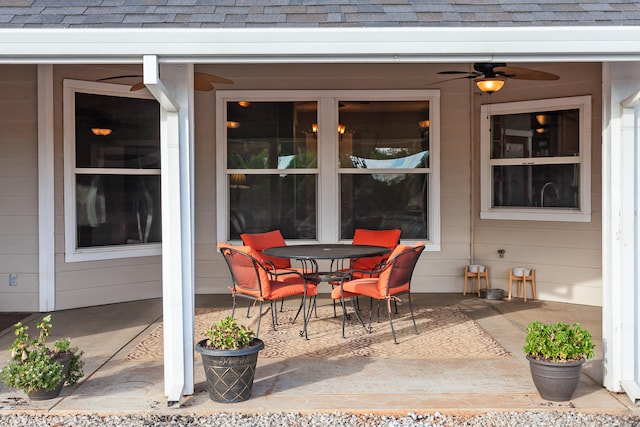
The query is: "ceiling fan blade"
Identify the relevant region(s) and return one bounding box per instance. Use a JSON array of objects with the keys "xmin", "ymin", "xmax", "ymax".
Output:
[
  {"xmin": 437, "ymin": 70, "xmax": 479, "ymax": 77},
  {"xmin": 97, "ymin": 75, "xmax": 143, "ymax": 82},
  {"xmin": 494, "ymin": 66, "xmax": 559, "ymax": 81},
  {"xmin": 195, "ymin": 72, "xmax": 233, "ymax": 85},
  {"xmin": 194, "ymin": 79, "xmax": 214, "ymax": 92},
  {"xmin": 129, "ymin": 82, "xmax": 146, "ymax": 91},
  {"xmin": 430, "ymin": 75, "xmax": 477, "ymax": 85},
  {"xmin": 129, "ymin": 72, "xmax": 234, "ymax": 92}
]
